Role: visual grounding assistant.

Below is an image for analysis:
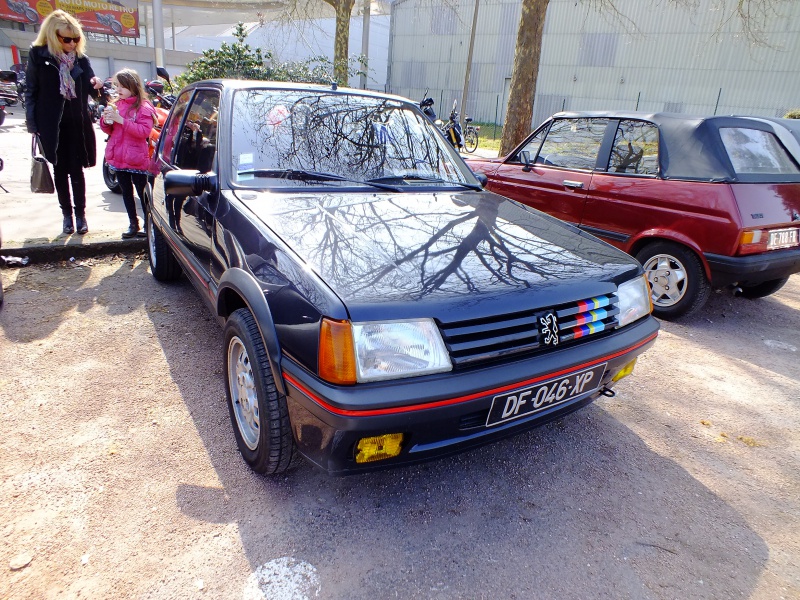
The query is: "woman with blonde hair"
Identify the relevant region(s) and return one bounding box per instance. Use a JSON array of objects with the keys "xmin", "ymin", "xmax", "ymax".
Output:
[{"xmin": 25, "ymin": 10, "xmax": 104, "ymax": 235}]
